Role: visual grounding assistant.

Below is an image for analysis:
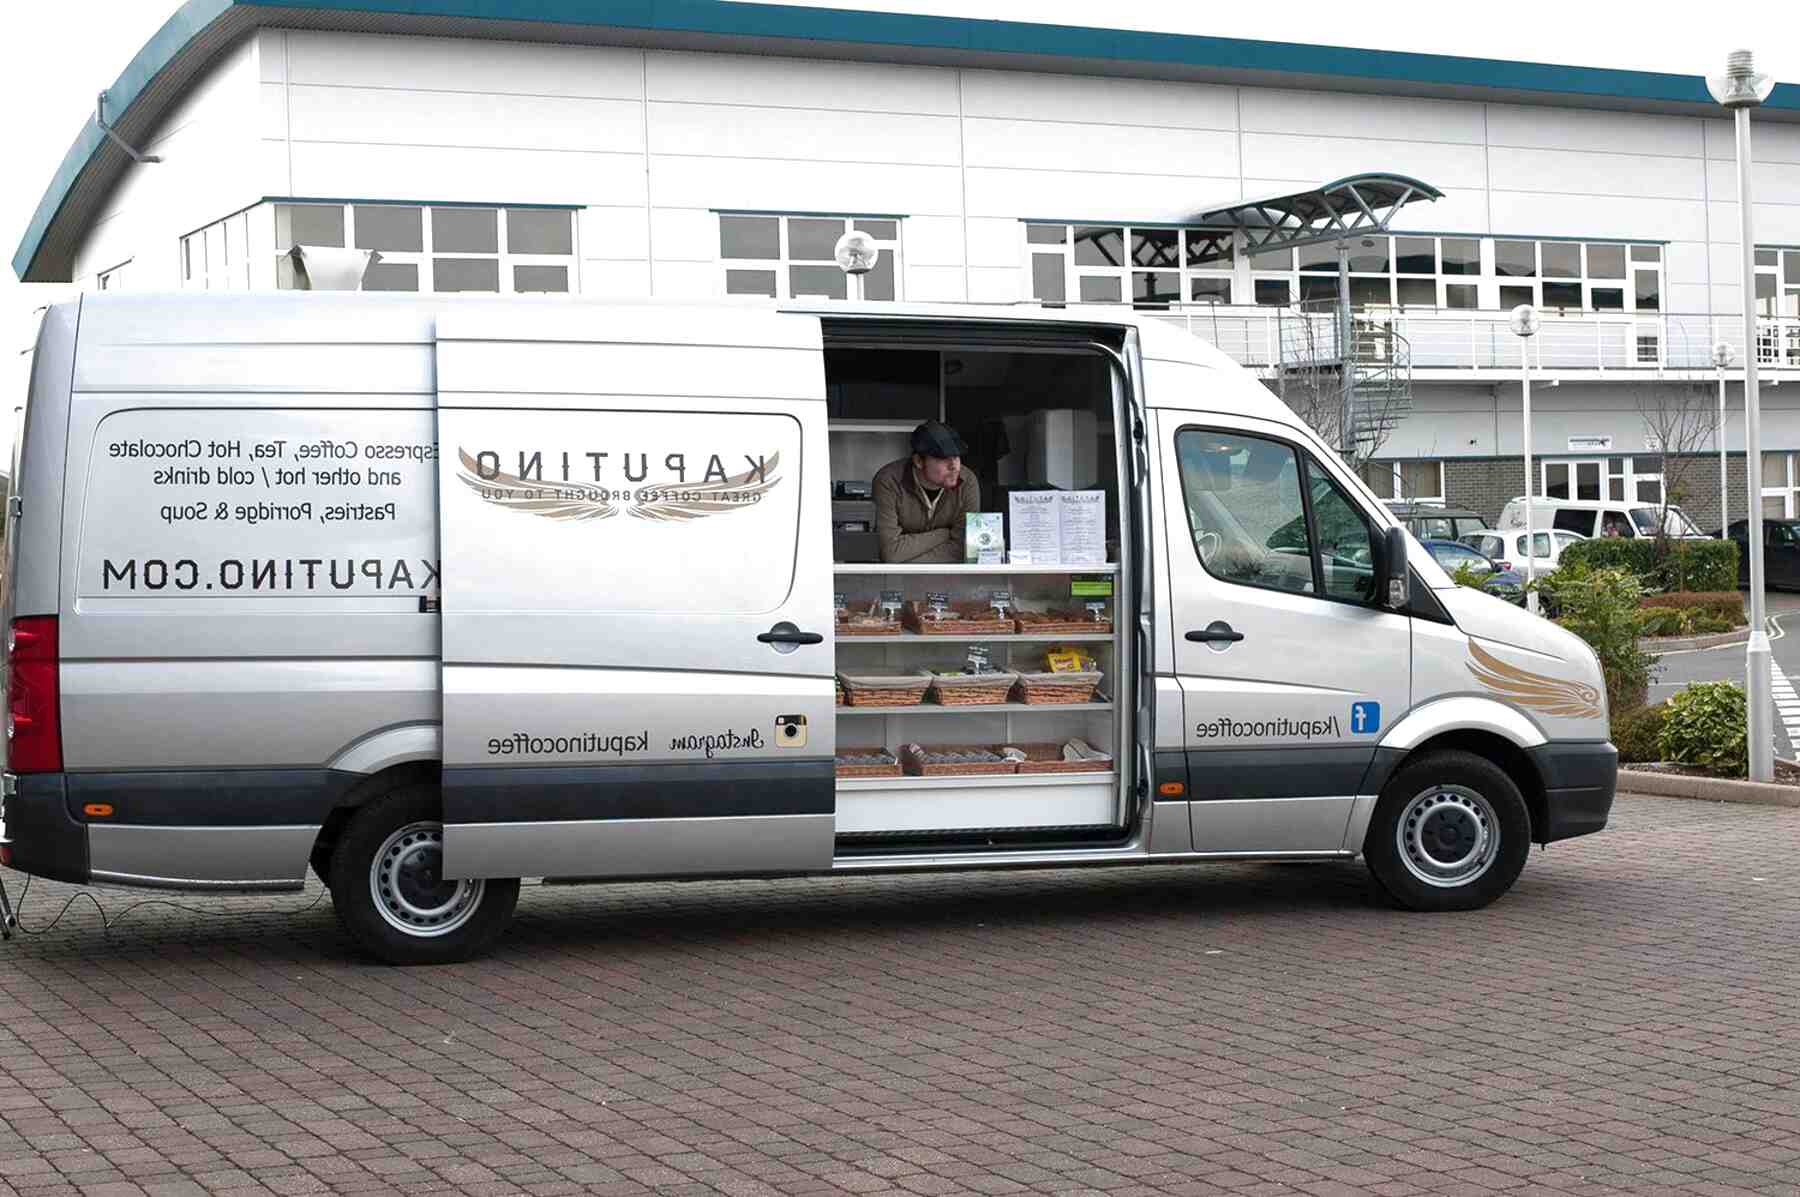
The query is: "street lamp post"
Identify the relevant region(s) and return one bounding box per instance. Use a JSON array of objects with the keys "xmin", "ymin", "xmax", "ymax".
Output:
[
  {"xmin": 1510, "ymin": 304, "xmax": 1542, "ymax": 614},
  {"xmin": 1708, "ymin": 50, "xmax": 1777, "ymax": 781},
  {"xmin": 1714, "ymin": 341, "xmax": 1734, "ymax": 536}
]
